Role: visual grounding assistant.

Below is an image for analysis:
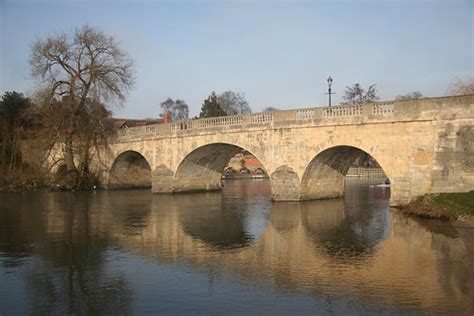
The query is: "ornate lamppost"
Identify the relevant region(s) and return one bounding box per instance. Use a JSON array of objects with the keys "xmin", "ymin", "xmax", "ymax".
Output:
[{"xmin": 325, "ymin": 76, "xmax": 335, "ymax": 107}]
